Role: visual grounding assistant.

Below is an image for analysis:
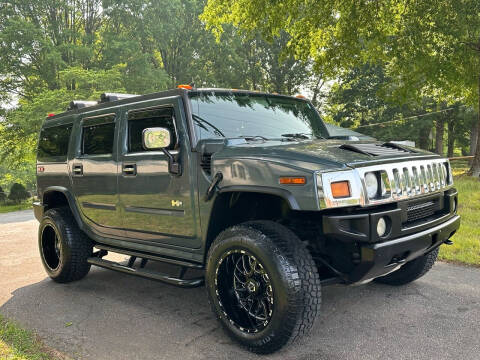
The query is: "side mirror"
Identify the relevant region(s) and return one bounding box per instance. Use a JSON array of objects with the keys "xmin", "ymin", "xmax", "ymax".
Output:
[
  {"xmin": 143, "ymin": 127, "xmax": 171, "ymax": 150},
  {"xmin": 142, "ymin": 127, "xmax": 181, "ymax": 176}
]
